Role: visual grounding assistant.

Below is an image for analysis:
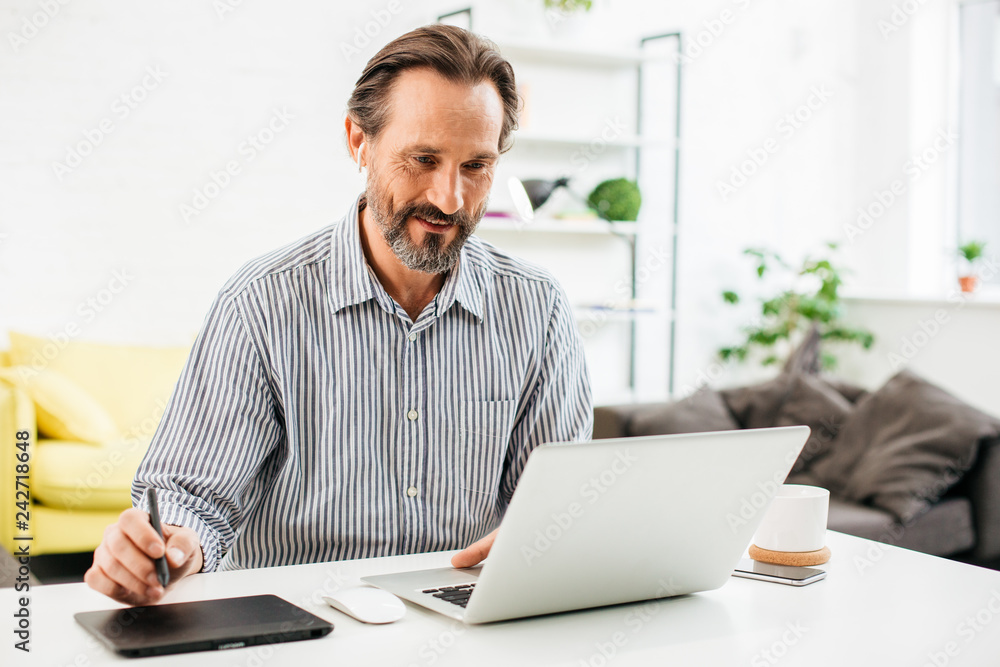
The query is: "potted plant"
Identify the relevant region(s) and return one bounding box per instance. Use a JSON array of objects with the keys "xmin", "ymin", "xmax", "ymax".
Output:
[
  {"xmin": 957, "ymin": 240, "xmax": 987, "ymax": 293},
  {"xmin": 718, "ymin": 243, "xmax": 875, "ymax": 371},
  {"xmin": 587, "ymin": 178, "xmax": 641, "ymax": 222}
]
